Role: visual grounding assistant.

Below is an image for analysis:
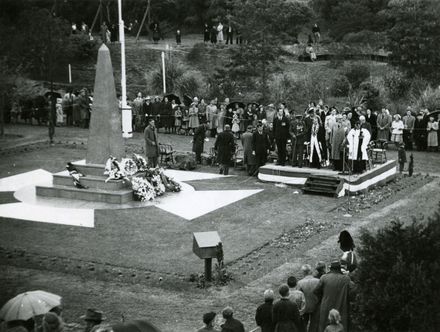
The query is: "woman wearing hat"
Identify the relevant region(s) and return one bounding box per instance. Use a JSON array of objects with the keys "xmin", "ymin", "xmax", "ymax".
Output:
[
  {"xmin": 426, "ymin": 115, "xmax": 439, "ymax": 152},
  {"xmin": 390, "ymin": 114, "xmax": 404, "ymax": 147},
  {"xmin": 197, "ymin": 312, "xmax": 218, "ymax": 332}
]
